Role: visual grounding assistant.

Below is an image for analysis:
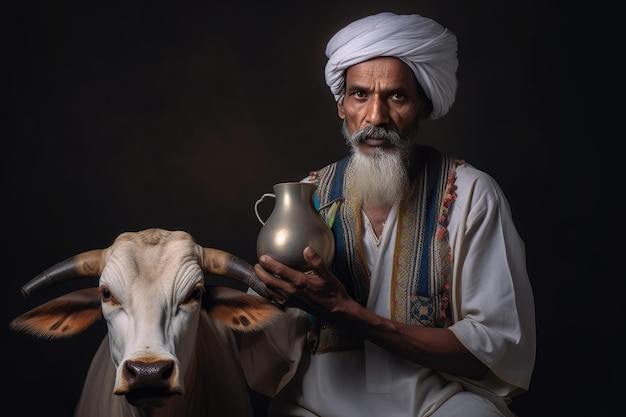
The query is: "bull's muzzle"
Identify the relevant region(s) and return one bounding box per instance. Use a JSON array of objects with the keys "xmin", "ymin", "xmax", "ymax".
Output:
[{"xmin": 117, "ymin": 359, "xmax": 183, "ymax": 407}]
